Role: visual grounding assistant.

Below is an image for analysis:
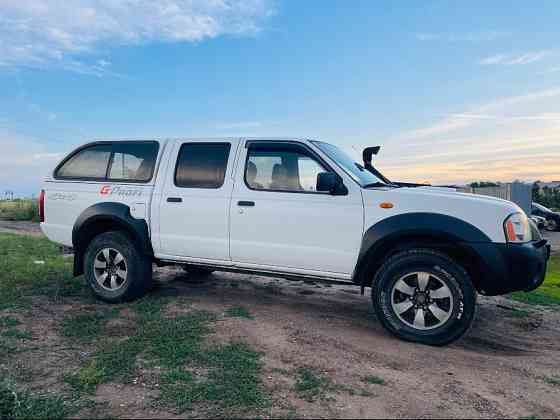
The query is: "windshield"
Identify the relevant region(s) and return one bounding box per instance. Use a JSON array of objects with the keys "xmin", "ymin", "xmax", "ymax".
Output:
[{"xmin": 312, "ymin": 141, "xmax": 387, "ymax": 187}]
